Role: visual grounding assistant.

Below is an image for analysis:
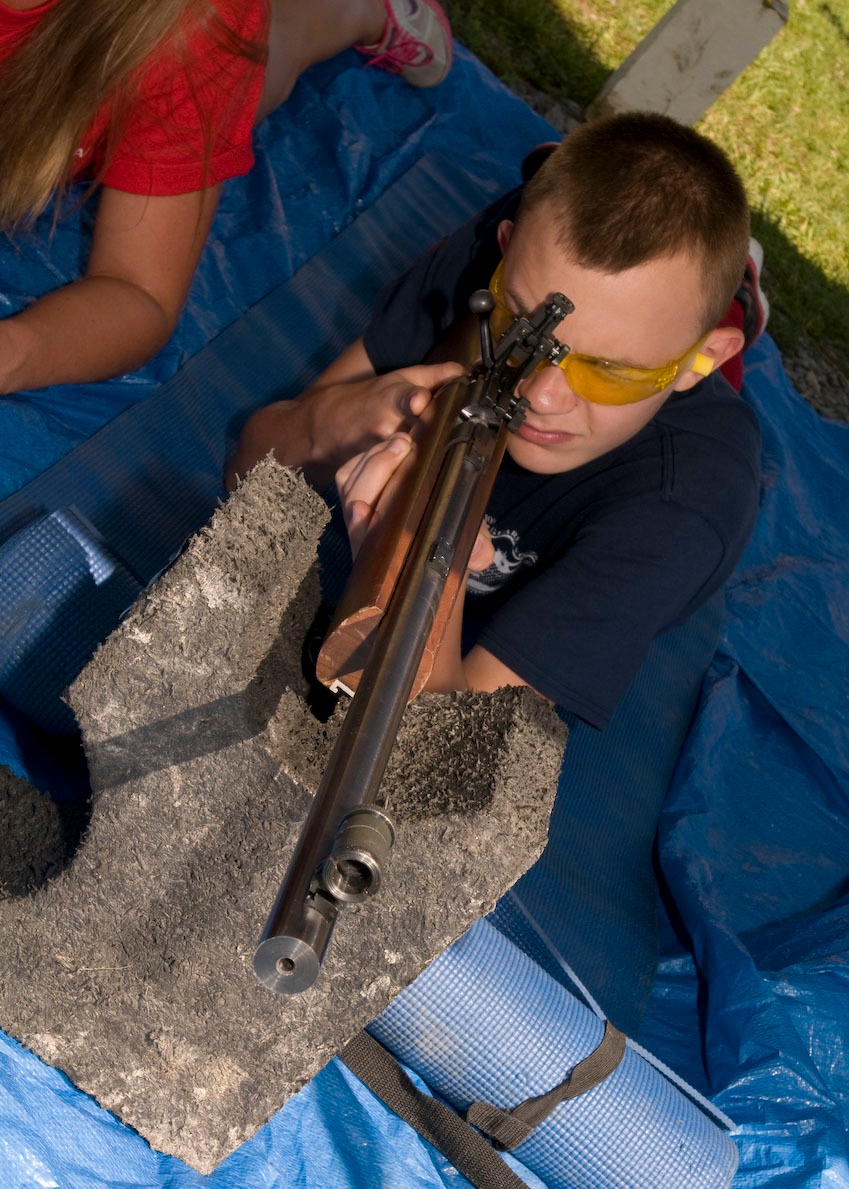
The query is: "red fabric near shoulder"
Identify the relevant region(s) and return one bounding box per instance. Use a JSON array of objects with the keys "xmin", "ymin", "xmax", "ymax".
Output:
[
  {"xmin": 97, "ymin": 0, "xmax": 268, "ymax": 194},
  {"xmin": 0, "ymin": 0, "xmax": 60, "ymax": 53},
  {"xmin": 0, "ymin": 0, "xmax": 268, "ymax": 196}
]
